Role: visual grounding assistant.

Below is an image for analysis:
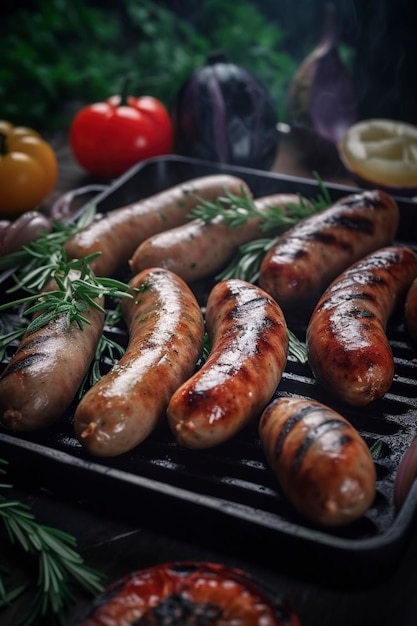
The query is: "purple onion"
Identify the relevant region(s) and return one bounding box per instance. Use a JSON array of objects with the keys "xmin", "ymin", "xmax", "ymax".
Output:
[
  {"xmin": 394, "ymin": 436, "xmax": 417, "ymax": 509},
  {"xmin": 172, "ymin": 51, "xmax": 279, "ymax": 170},
  {"xmin": 0, "ymin": 211, "xmax": 52, "ymax": 257},
  {"xmin": 286, "ymin": 4, "xmax": 357, "ymax": 163},
  {"xmin": 50, "ymin": 184, "xmax": 108, "ymax": 222}
]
